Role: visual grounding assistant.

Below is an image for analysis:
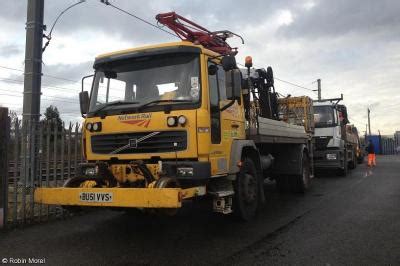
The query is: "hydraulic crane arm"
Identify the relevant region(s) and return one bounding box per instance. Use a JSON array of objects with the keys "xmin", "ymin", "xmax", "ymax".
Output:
[{"xmin": 156, "ymin": 12, "xmax": 244, "ymax": 55}]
